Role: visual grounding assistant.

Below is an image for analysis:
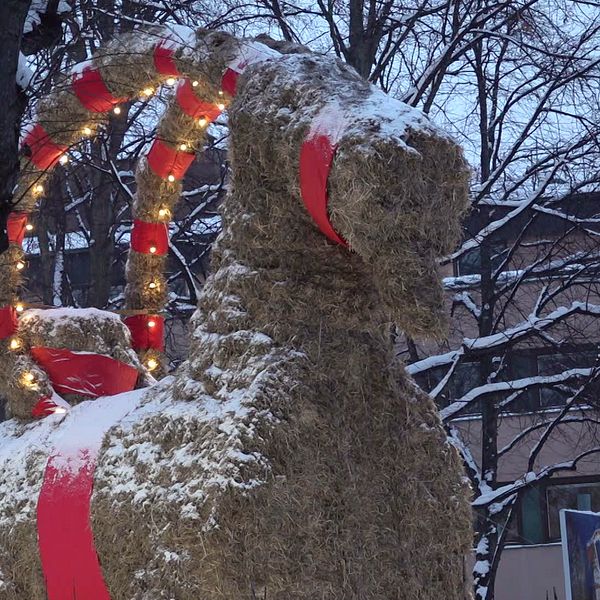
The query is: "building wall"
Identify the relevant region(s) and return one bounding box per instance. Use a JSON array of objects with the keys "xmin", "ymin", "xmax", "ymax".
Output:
[{"xmin": 496, "ymin": 543, "xmax": 565, "ymax": 600}]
